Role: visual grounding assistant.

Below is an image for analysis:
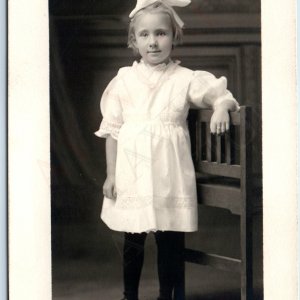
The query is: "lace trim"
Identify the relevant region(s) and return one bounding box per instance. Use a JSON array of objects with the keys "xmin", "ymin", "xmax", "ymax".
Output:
[
  {"xmin": 115, "ymin": 195, "xmax": 196, "ymax": 209},
  {"xmin": 94, "ymin": 118, "xmax": 122, "ymax": 140}
]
